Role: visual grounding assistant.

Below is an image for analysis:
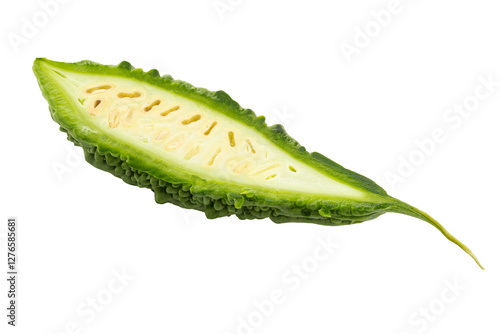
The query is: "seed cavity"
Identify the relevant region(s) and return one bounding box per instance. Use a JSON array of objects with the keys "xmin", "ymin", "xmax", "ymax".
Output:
[
  {"xmin": 89, "ymin": 98, "xmax": 104, "ymax": 116},
  {"xmin": 108, "ymin": 111, "xmax": 120, "ymax": 128},
  {"xmin": 245, "ymin": 139, "xmax": 256, "ymax": 153},
  {"xmin": 154, "ymin": 129, "xmax": 169, "ymax": 141},
  {"xmin": 184, "ymin": 145, "xmax": 200, "ymax": 160},
  {"xmin": 144, "ymin": 100, "xmax": 161, "ymax": 112},
  {"xmin": 117, "ymin": 91, "xmax": 141, "ymax": 98},
  {"xmin": 182, "ymin": 114, "xmax": 201, "ymax": 125},
  {"xmin": 208, "ymin": 148, "xmax": 222, "ymax": 166},
  {"xmin": 228, "ymin": 131, "xmax": 236, "ymax": 147},
  {"xmin": 160, "ymin": 106, "xmax": 180, "ymax": 116},
  {"xmin": 122, "ymin": 110, "xmax": 134, "ymax": 127},
  {"xmin": 233, "ymin": 161, "xmax": 250, "ymax": 174},
  {"xmin": 289, "ymin": 165, "xmax": 297, "ymax": 172},
  {"xmin": 265, "ymin": 174, "xmax": 277, "ymax": 180},
  {"xmin": 86, "ymin": 84, "xmax": 113, "ymax": 94},
  {"xmin": 204, "ymin": 122, "xmax": 217, "ymax": 135},
  {"xmin": 252, "ymin": 163, "xmax": 279, "ymax": 176},
  {"xmin": 164, "ymin": 135, "xmax": 184, "ymax": 151}
]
